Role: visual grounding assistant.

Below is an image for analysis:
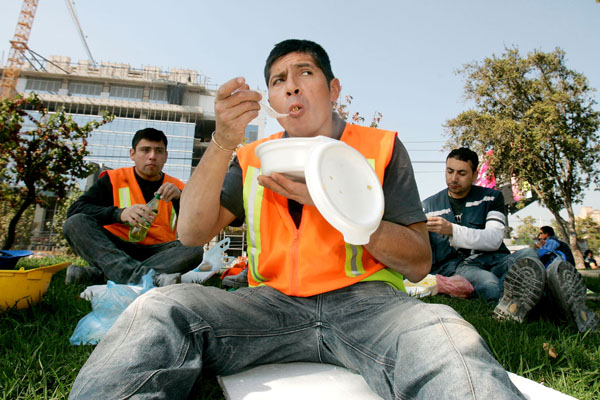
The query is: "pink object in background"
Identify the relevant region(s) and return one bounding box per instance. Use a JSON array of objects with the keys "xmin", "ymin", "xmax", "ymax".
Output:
[
  {"xmin": 475, "ymin": 149, "xmax": 497, "ymax": 189},
  {"xmin": 436, "ymin": 274, "xmax": 475, "ymax": 298}
]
